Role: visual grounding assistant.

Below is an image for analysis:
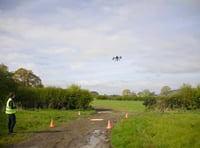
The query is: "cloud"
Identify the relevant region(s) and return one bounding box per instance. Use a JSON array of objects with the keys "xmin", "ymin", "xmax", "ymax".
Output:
[
  {"xmin": 0, "ymin": 52, "xmax": 36, "ymax": 72},
  {"xmin": 0, "ymin": 36, "xmax": 27, "ymax": 49},
  {"xmin": 0, "ymin": 0, "xmax": 199, "ymax": 94}
]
